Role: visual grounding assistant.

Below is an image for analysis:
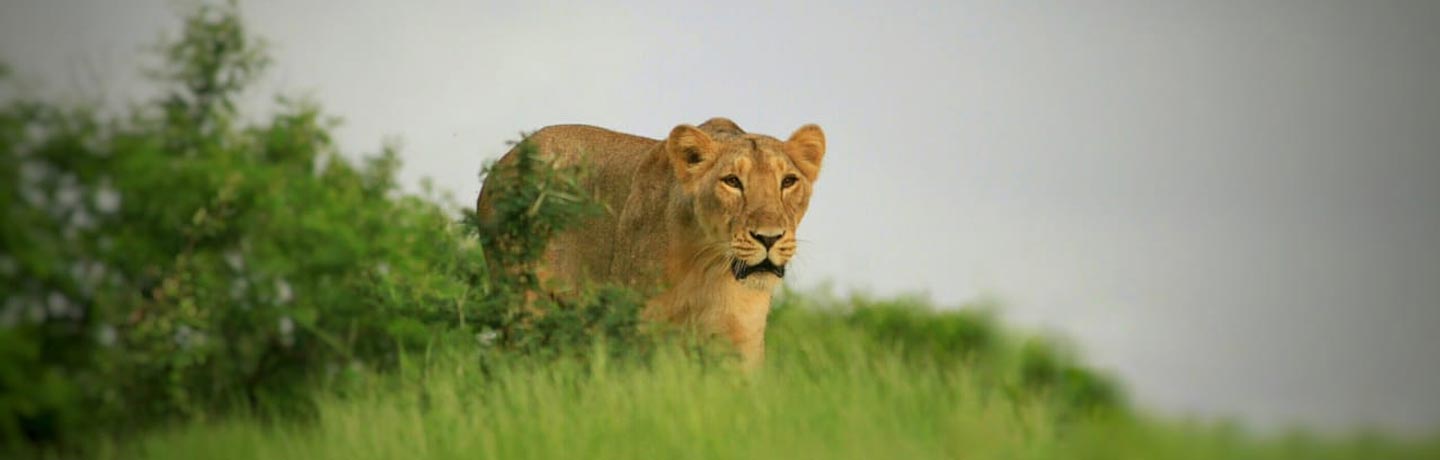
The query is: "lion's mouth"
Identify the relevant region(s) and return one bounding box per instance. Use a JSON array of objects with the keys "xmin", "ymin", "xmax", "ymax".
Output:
[{"xmin": 731, "ymin": 258, "xmax": 785, "ymax": 280}]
